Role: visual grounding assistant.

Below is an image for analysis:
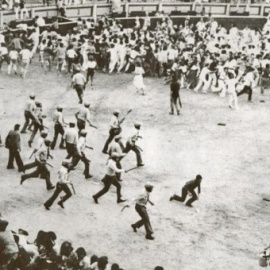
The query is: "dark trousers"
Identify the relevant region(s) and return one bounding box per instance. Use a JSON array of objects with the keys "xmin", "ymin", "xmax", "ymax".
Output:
[
  {"xmin": 21, "ymin": 163, "xmax": 53, "ymax": 189},
  {"xmin": 51, "ymin": 124, "xmax": 65, "ymax": 149},
  {"xmin": 237, "ymin": 85, "xmax": 252, "ymax": 101},
  {"xmin": 93, "ymin": 175, "xmax": 121, "ymax": 202},
  {"xmin": 0, "ymin": 54, "xmax": 10, "ymax": 69},
  {"xmin": 102, "ymin": 128, "xmax": 120, "ymax": 153},
  {"xmin": 44, "ymin": 182, "xmax": 72, "ymax": 208},
  {"xmin": 7, "ymin": 149, "xmax": 24, "ymax": 171},
  {"xmin": 134, "ymin": 204, "xmax": 153, "ymax": 236},
  {"xmin": 67, "ymin": 58, "xmax": 75, "ymax": 73},
  {"xmin": 77, "ymin": 119, "xmax": 85, "ymax": 132},
  {"xmin": 23, "ymin": 160, "xmax": 38, "ymax": 171},
  {"xmin": 21, "ymin": 111, "xmax": 35, "ymax": 133},
  {"xmin": 66, "ymin": 143, "xmax": 76, "ymax": 159},
  {"xmin": 74, "ymin": 84, "xmax": 84, "ymax": 104},
  {"xmin": 172, "ymin": 187, "xmax": 198, "ymax": 206},
  {"xmin": 86, "ymin": 68, "xmax": 94, "ymax": 84},
  {"xmin": 29, "ymin": 121, "xmax": 43, "ymax": 143},
  {"xmin": 124, "ymin": 141, "xmax": 143, "ymax": 166},
  {"xmin": 70, "ymin": 153, "xmax": 90, "ymax": 176}
]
